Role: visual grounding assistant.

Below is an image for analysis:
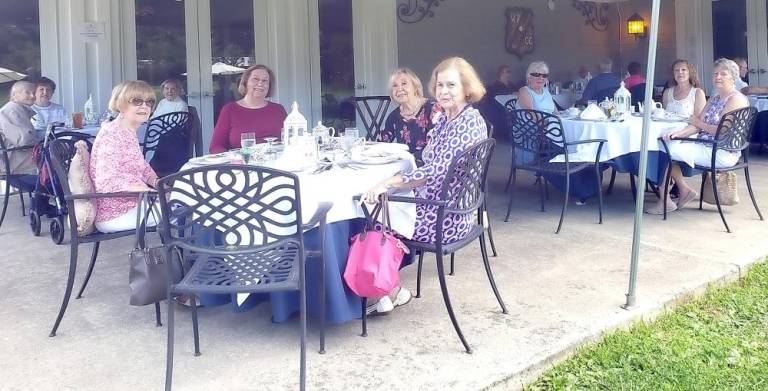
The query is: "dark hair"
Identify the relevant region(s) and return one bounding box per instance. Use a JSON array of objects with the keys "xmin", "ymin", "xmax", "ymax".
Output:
[
  {"xmin": 238, "ymin": 65, "xmax": 276, "ymax": 97},
  {"xmin": 627, "ymin": 62, "xmax": 642, "ymax": 75},
  {"xmin": 35, "ymin": 76, "xmax": 57, "ymax": 92}
]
